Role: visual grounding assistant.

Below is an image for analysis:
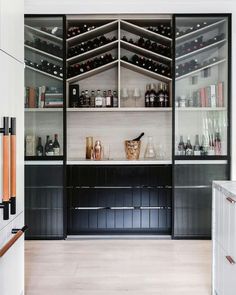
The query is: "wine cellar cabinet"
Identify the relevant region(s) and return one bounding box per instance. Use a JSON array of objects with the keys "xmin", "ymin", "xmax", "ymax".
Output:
[{"xmin": 24, "ymin": 14, "xmax": 231, "ymax": 239}]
